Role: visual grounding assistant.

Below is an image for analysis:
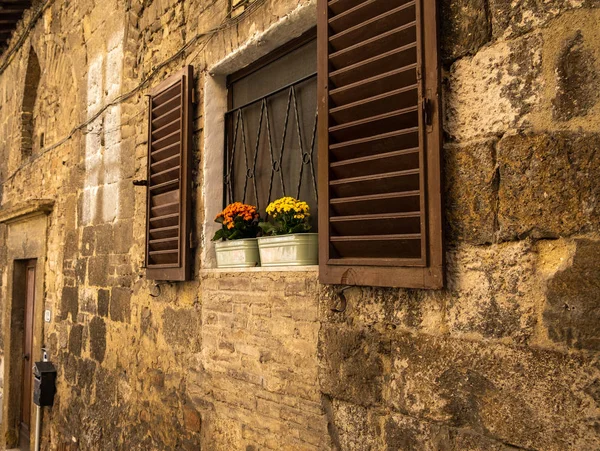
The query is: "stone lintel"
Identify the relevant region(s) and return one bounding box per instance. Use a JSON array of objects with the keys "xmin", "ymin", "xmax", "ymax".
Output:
[{"xmin": 0, "ymin": 198, "xmax": 54, "ymax": 224}]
